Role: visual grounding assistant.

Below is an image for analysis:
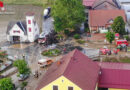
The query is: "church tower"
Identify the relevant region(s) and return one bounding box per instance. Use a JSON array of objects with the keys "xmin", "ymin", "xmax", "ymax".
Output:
[{"xmin": 26, "ymin": 12, "xmax": 35, "ymax": 42}]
